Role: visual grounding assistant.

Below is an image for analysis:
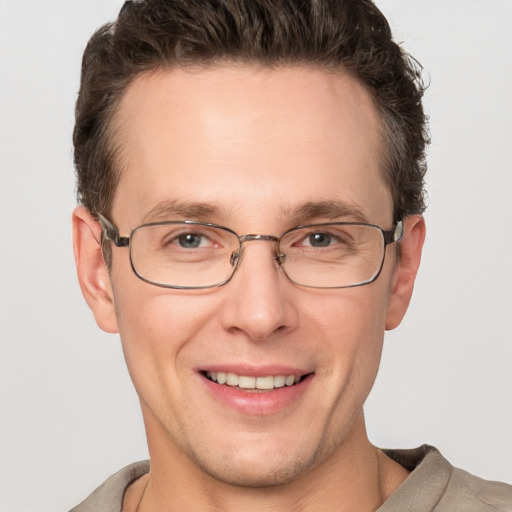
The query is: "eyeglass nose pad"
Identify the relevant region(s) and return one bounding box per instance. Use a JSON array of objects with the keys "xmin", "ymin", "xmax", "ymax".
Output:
[
  {"xmin": 275, "ymin": 253, "xmax": 287, "ymax": 266},
  {"xmin": 230, "ymin": 249, "xmax": 241, "ymax": 267}
]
